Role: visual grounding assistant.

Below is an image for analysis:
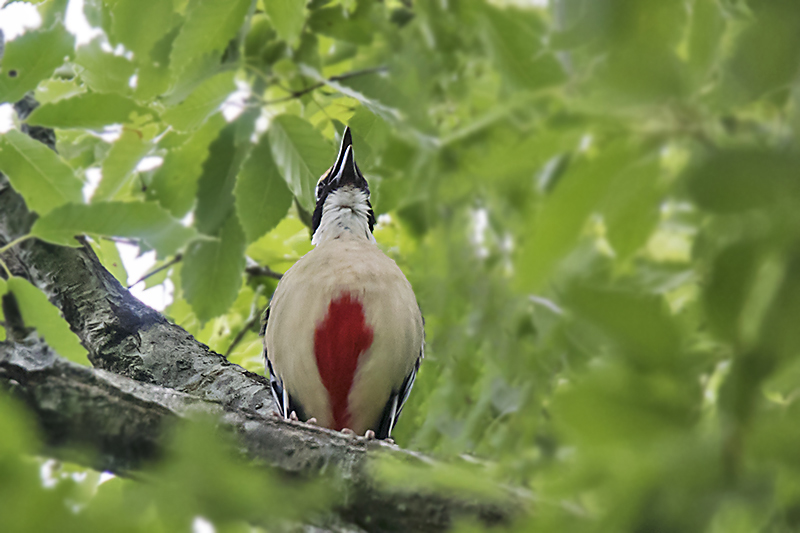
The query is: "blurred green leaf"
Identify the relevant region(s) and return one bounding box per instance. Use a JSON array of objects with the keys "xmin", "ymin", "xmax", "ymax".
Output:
[
  {"xmin": 268, "ymin": 114, "xmax": 331, "ymax": 213},
  {"xmin": 601, "ymin": 156, "xmax": 662, "ymax": 259},
  {"xmin": 245, "ymin": 212, "xmax": 311, "ymax": 273},
  {"xmin": 263, "ymin": 0, "xmax": 305, "ymax": 47},
  {"xmin": 307, "ymin": 6, "xmax": 372, "ymax": 45},
  {"xmin": 34, "ymin": 78, "xmax": 85, "ymax": 105},
  {"xmin": 234, "ymin": 133, "xmax": 293, "ymax": 243},
  {"xmin": 0, "ymin": 23, "xmax": 75, "ymax": 104},
  {"xmin": 110, "ymin": 0, "xmax": 175, "ymax": 60},
  {"xmin": 721, "ymin": 1, "xmax": 800, "ymax": 103},
  {"xmin": 481, "ymin": 4, "xmax": 564, "ymax": 91},
  {"xmin": 94, "ymin": 129, "xmax": 152, "ymax": 202},
  {"xmin": 182, "ymin": 214, "xmax": 246, "ymax": 322},
  {"xmin": 161, "ymin": 71, "xmax": 236, "ymax": 132},
  {"xmin": 0, "ymin": 129, "xmax": 83, "ymax": 215},
  {"xmin": 31, "ymin": 201, "xmax": 197, "ymax": 257},
  {"xmin": 566, "ymin": 284, "xmax": 682, "ymax": 369},
  {"xmin": 74, "ymin": 38, "xmax": 136, "ymax": 95},
  {"xmin": 27, "ymin": 93, "xmax": 152, "ymax": 130},
  {"xmin": 8, "ymin": 277, "xmax": 88, "ymax": 365},
  {"xmin": 169, "ymin": 0, "xmax": 252, "ymax": 72},
  {"xmin": 686, "ymin": 150, "xmax": 800, "ymax": 213},
  {"xmin": 517, "ymin": 144, "xmax": 638, "ymax": 291}
]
